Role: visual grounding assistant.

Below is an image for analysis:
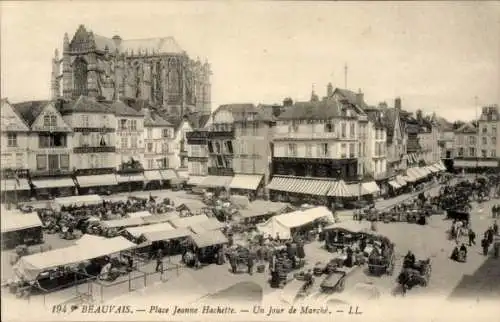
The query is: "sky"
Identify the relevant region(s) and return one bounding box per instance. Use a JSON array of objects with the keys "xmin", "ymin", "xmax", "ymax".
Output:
[{"xmin": 1, "ymin": 1, "xmax": 499, "ymax": 121}]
